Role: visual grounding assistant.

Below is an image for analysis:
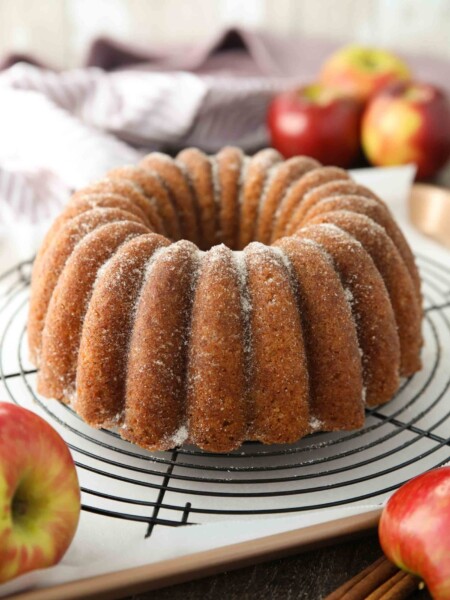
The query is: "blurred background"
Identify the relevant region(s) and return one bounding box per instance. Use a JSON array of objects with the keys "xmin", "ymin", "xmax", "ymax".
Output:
[
  {"xmin": 1, "ymin": 0, "xmax": 450, "ymax": 230},
  {"xmin": 1, "ymin": 0, "xmax": 450, "ymax": 67}
]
